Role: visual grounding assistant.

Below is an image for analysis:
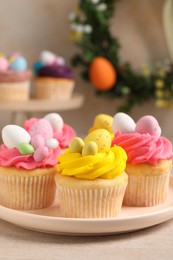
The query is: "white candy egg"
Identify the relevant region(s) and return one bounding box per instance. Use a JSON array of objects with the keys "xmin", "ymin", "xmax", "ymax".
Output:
[
  {"xmin": 45, "ymin": 138, "xmax": 59, "ymax": 149},
  {"xmin": 40, "ymin": 51, "xmax": 55, "ymax": 64},
  {"xmin": 2, "ymin": 125, "xmax": 31, "ymax": 149},
  {"xmin": 112, "ymin": 112, "xmax": 136, "ymax": 133},
  {"xmin": 44, "ymin": 113, "xmax": 64, "ymax": 132}
]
